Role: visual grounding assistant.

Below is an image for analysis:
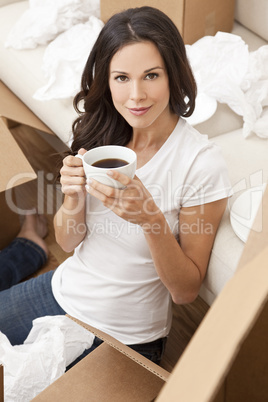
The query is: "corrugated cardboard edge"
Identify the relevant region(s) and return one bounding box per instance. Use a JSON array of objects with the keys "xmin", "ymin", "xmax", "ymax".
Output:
[
  {"xmin": 156, "ymin": 186, "xmax": 268, "ymax": 401},
  {"xmin": 67, "ymin": 315, "xmax": 170, "ymax": 381}
]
